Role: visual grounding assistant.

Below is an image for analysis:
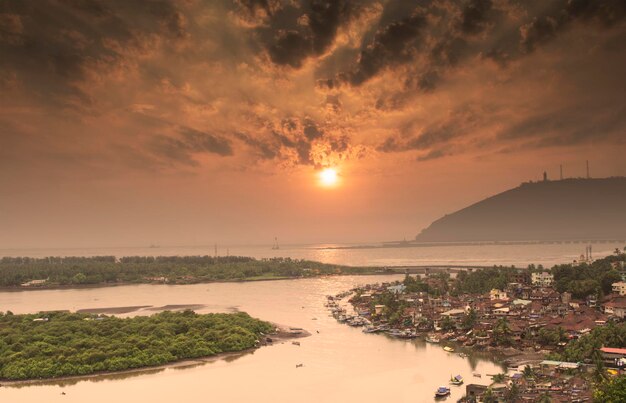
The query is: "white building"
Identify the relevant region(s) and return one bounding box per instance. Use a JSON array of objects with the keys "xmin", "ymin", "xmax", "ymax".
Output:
[
  {"xmin": 612, "ymin": 281, "xmax": 626, "ymax": 296},
  {"xmin": 490, "ymin": 289, "xmax": 508, "ymax": 301},
  {"xmin": 532, "ymin": 272, "xmax": 554, "ymax": 287}
]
